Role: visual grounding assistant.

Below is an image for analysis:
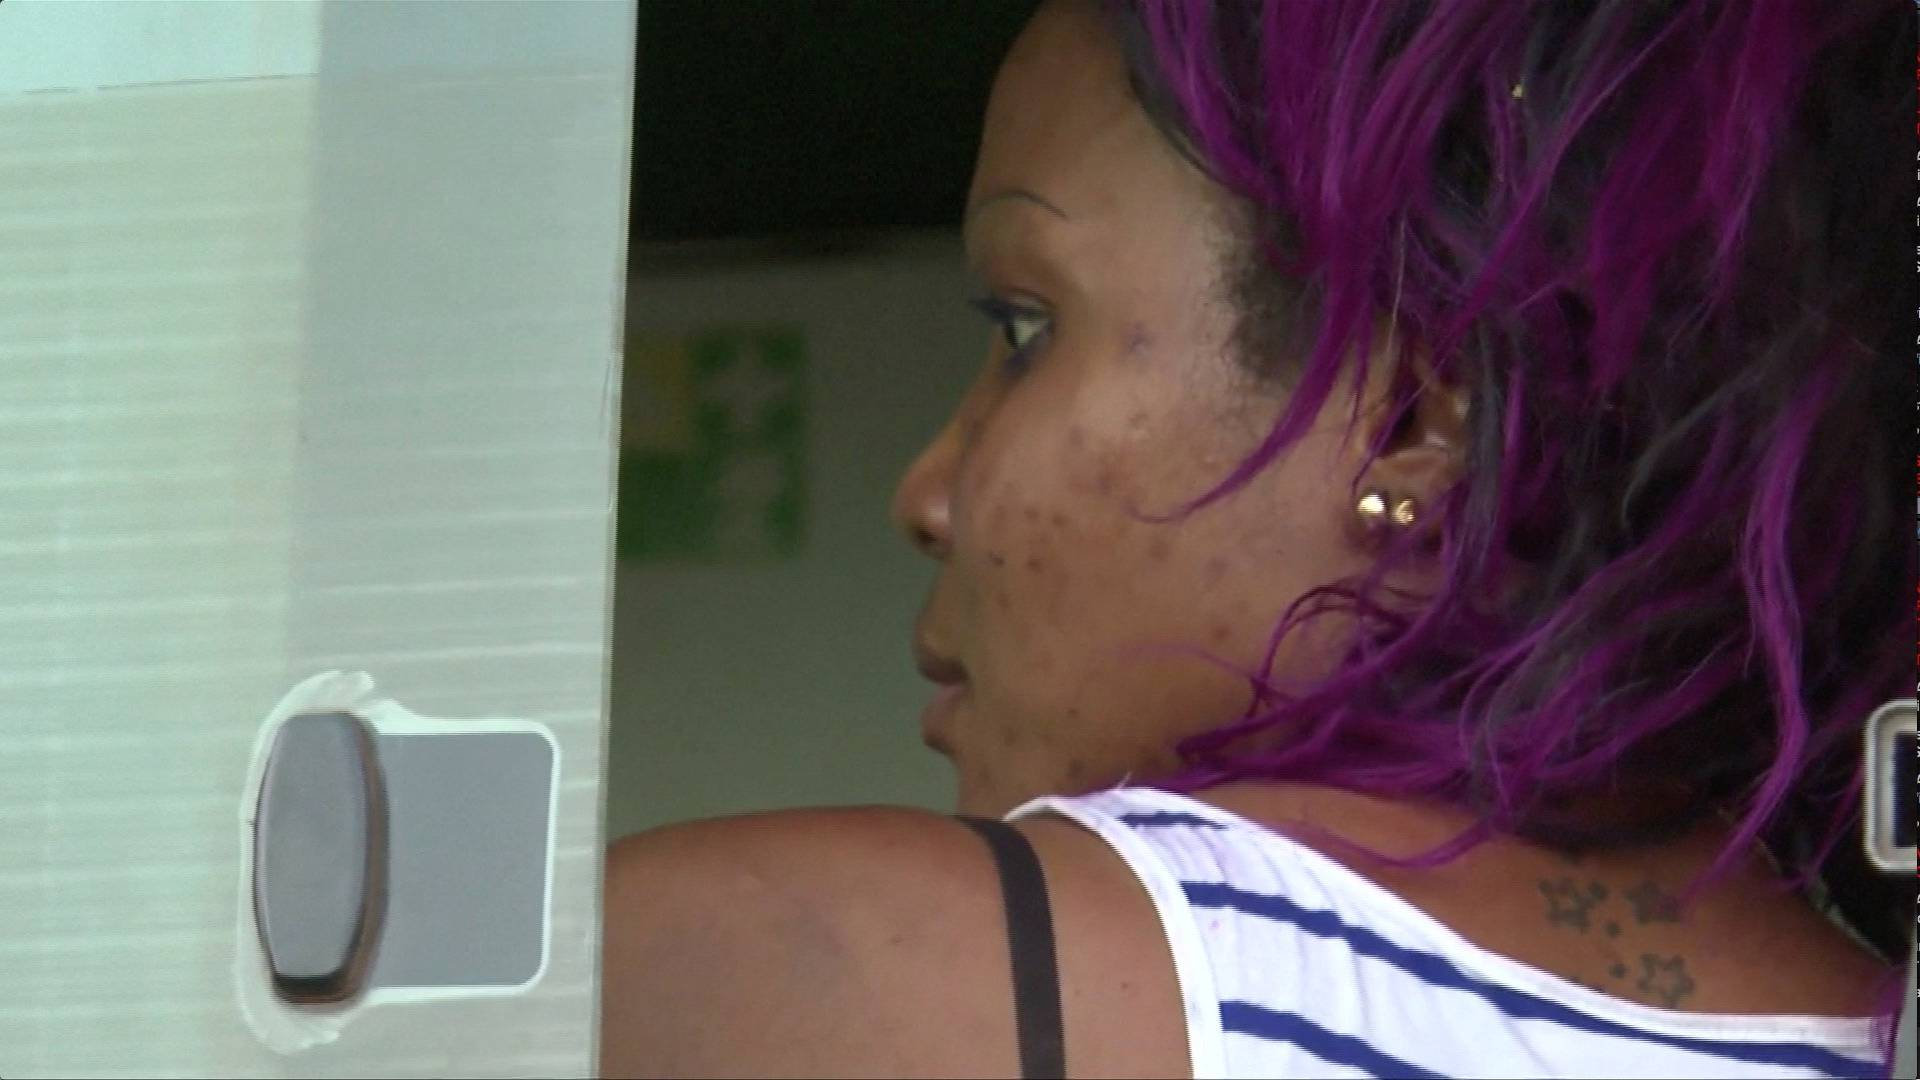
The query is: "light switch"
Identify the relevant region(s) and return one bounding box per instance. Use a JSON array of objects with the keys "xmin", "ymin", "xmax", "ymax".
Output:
[{"xmin": 252, "ymin": 711, "xmax": 386, "ymax": 1003}]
